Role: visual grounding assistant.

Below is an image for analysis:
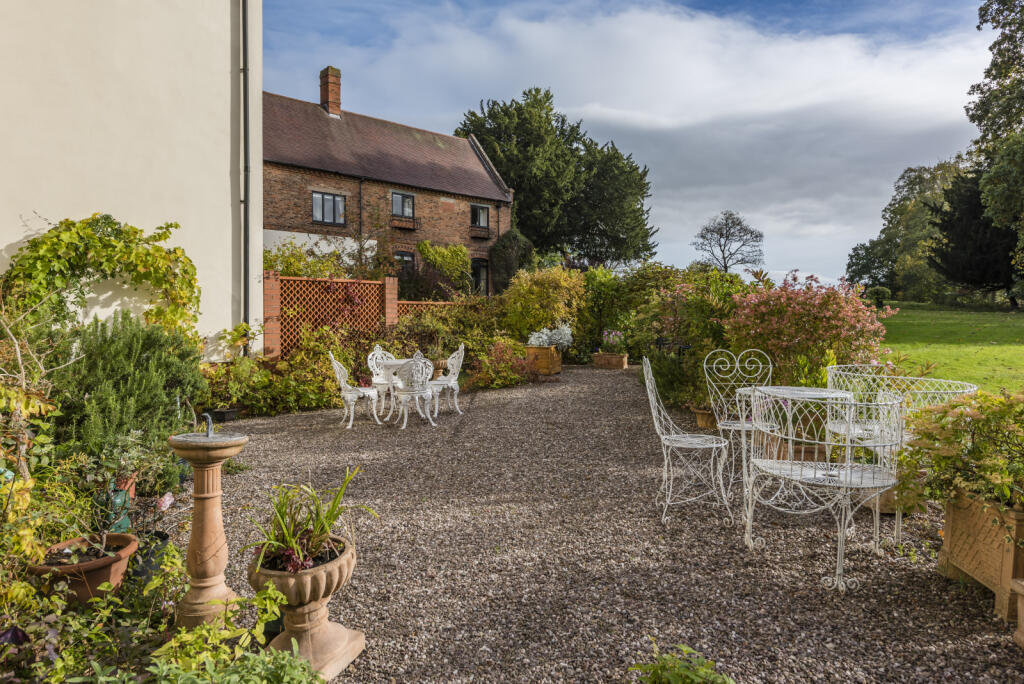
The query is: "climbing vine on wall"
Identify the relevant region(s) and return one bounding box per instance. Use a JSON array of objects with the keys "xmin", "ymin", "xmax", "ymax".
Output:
[{"xmin": 2, "ymin": 213, "xmax": 201, "ymax": 333}]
